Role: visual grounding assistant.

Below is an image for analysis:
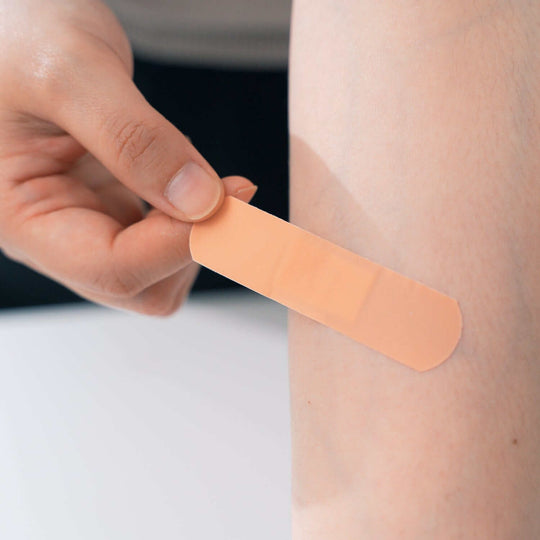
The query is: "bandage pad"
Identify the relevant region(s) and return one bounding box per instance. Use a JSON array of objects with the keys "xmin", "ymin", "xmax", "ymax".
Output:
[{"xmin": 190, "ymin": 197, "xmax": 462, "ymax": 371}]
